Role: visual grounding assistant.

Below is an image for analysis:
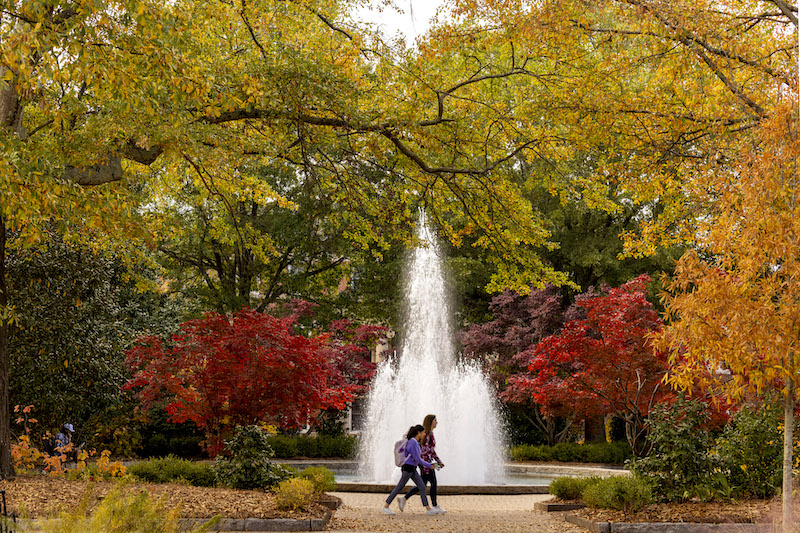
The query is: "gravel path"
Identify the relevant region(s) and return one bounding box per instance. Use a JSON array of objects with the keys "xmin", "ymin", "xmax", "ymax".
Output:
[{"xmin": 324, "ymin": 492, "xmax": 586, "ymax": 532}]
